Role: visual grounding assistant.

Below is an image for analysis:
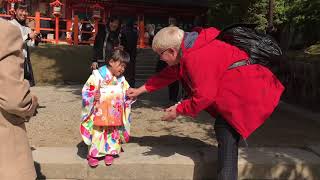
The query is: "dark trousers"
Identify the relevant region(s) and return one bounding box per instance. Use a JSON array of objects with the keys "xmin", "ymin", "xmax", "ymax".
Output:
[
  {"xmin": 156, "ymin": 59, "xmax": 179, "ymax": 102},
  {"xmin": 214, "ymin": 116, "xmax": 241, "ymax": 180},
  {"xmin": 24, "ymin": 57, "xmax": 35, "ymax": 87},
  {"xmin": 124, "ymin": 55, "xmax": 136, "ymax": 88},
  {"xmin": 168, "ymin": 81, "xmax": 179, "ymax": 102}
]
